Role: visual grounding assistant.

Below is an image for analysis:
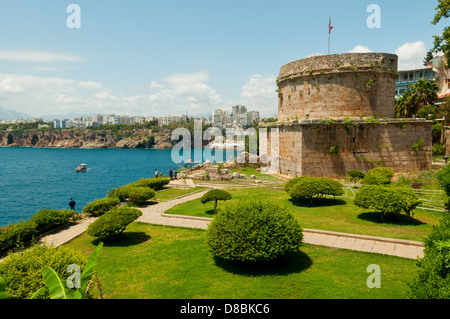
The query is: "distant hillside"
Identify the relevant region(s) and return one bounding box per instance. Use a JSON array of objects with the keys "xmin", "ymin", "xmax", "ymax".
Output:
[{"xmin": 0, "ymin": 106, "xmax": 33, "ymax": 120}]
